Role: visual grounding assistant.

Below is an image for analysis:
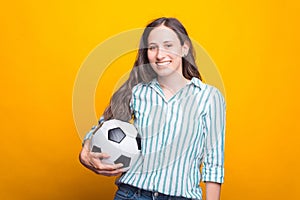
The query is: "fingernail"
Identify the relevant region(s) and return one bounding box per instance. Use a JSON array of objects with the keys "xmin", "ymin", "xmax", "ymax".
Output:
[{"xmin": 118, "ymin": 163, "xmax": 124, "ymax": 168}]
